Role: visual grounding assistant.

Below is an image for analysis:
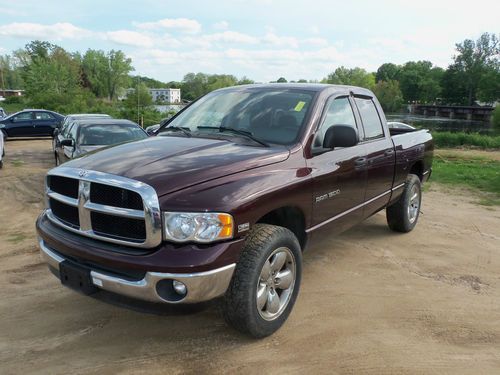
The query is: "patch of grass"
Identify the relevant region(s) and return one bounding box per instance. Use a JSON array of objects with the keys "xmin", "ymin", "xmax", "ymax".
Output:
[
  {"xmin": 432, "ymin": 154, "xmax": 500, "ymax": 205},
  {"xmin": 11, "ymin": 159, "xmax": 24, "ymax": 167},
  {"xmin": 1, "ymin": 101, "xmax": 26, "ymax": 115},
  {"xmin": 432, "ymin": 132, "xmax": 500, "ymax": 149},
  {"xmin": 7, "ymin": 232, "xmax": 27, "ymax": 244}
]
